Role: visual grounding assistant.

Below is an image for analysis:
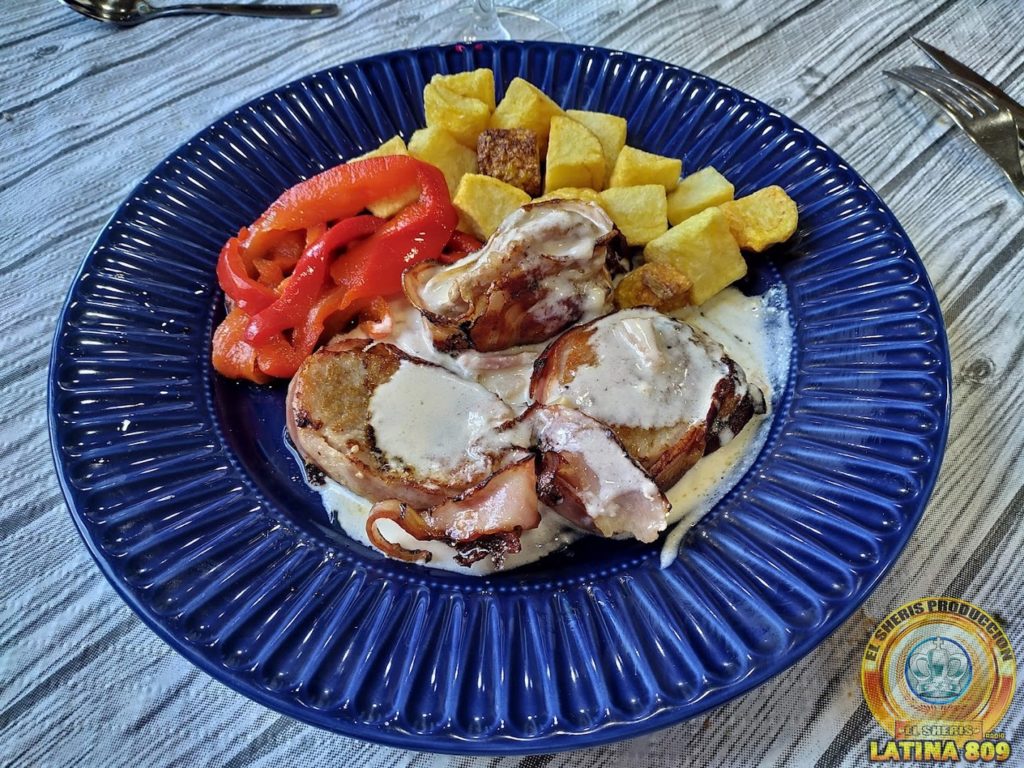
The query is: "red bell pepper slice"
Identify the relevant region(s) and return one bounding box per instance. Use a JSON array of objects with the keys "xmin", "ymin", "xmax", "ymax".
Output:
[
  {"xmin": 243, "ymin": 155, "xmax": 433, "ymax": 260},
  {"xmin": 211, "ymin": 307, "xmax": 272, "ymax": 384},
  {"xmin": 439, "ymin": 230, "xmax": 483, "ymax": 263},
  {"xmin": 245, "ymin": 215, "xmax": 382, "ymax": 345},
  {"xmin": 212, "ymin": 155, "xmax": 458, "ymax": 382},
  {"xmin": 327, "ymin": 160, "xmax": 456, "ymax": 297},
  {"xmin": 216, "ymin": 235, "xmax": 278, "ymax": 314},
  {"xmin": 255, "ymin": 288, "xmax": 364, "ymax": 378}
]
